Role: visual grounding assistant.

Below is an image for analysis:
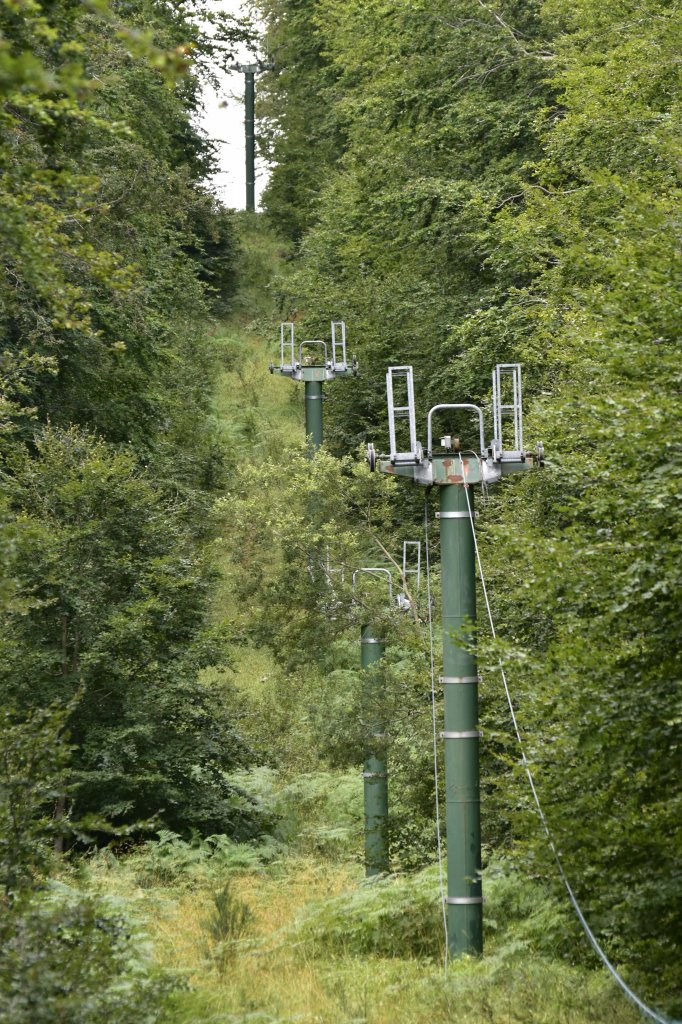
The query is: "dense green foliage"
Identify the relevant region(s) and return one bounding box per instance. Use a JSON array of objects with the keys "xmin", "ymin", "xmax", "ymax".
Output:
[
  {"xmin": 223, "ymin": 446, "xmax": 446, "ymax": 867},
  {"xmin": 253, "ymin": 0, "xmax": 681, "ymax": 1010},
  {"xmin": 3, "ymin": 426, "xmax": 258, "ymax": 837},
  {"xmin": 0, "ymin": 703, "xmax": 72, "ymax": 898},
  {"xmin": 0, "ymin": 0, "xmax": 256, "ymax": 838},
  {"xmin": 0, "ymin": 2, "xmax": 261, "ymax": 1019},
  {"xmin": 0, "ymin": 0, "xmax": 679, "ymax": 1018},
  {"xmin": 0, "ymin": 885, "xmax": 178, "ymax": 1024}
]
